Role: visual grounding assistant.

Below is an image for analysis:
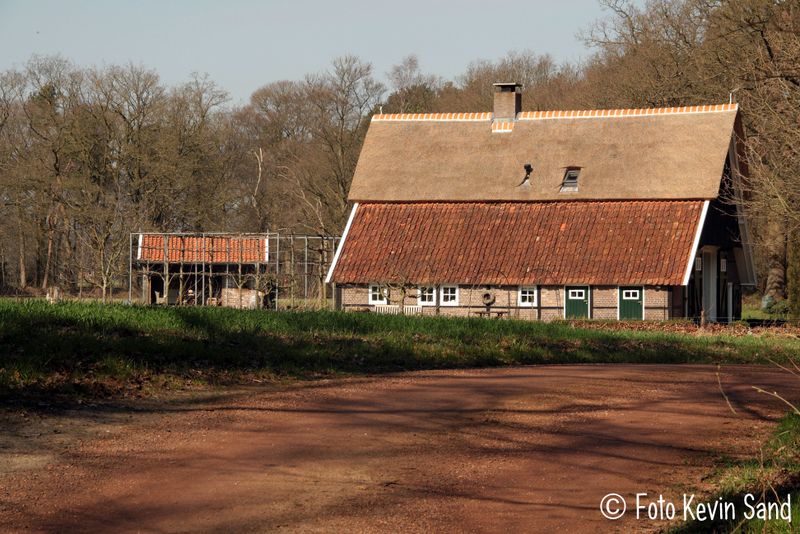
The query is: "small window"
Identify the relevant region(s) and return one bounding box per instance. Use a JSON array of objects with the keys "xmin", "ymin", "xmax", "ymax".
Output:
[
  {"xmin": 560, "ymin": 168, "xmax": 580, "ymax": 192},
  {"xmin": 695, "ymin": 257, "xmax": 702, "ymax": 271},
  {"xmin": 518, "ymin": 286, "xmax": 537, "ymax": 307},
  {"xmin": 622, "ymin": 289, "xmax": 640, "ymax": 300},
  {"xmin": 368, "ymin": 284, "xmax": 388, "ymax": 305},
  {"xmin": 418, "ymin": 286, "xmax": 436, "ymax": 306},
  {"xmin": 568, "ymin": 289, "xmax": 585, "ymax": 300},
  {"xmin": 439, "ymin": 285, "xmax": 458, "ymax": 306},
  {"xmin": 720, "ymin": 258, "xmax": 727, "ymax": 273}
]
